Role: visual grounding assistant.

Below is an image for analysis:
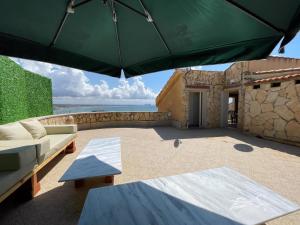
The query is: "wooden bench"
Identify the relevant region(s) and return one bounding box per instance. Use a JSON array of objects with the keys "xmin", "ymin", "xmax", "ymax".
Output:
[
  {"xmin": 59, "ymin": 137, "xmax": 122, "ymax": 187},
  {"xmin": 0, "ymin": 139, "xmax": 76, "ymax": 203}
]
